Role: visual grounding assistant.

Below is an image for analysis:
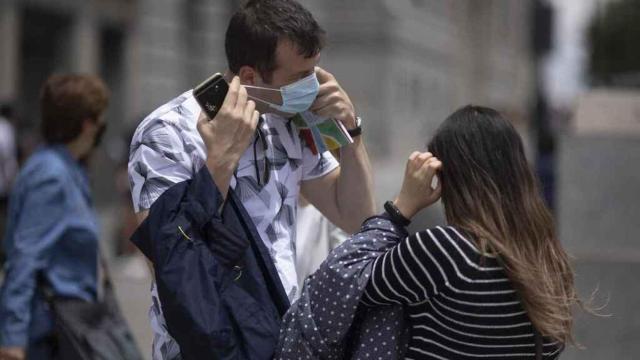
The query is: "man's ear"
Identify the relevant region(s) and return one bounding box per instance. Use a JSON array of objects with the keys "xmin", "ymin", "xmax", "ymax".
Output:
[
  {"xmin": 238, "ymin": 66, "xmax": 258, "ymax": 85},
  {"xmin": 80, "ymin": 117, "xmax": 96, "ymax": 136}
]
